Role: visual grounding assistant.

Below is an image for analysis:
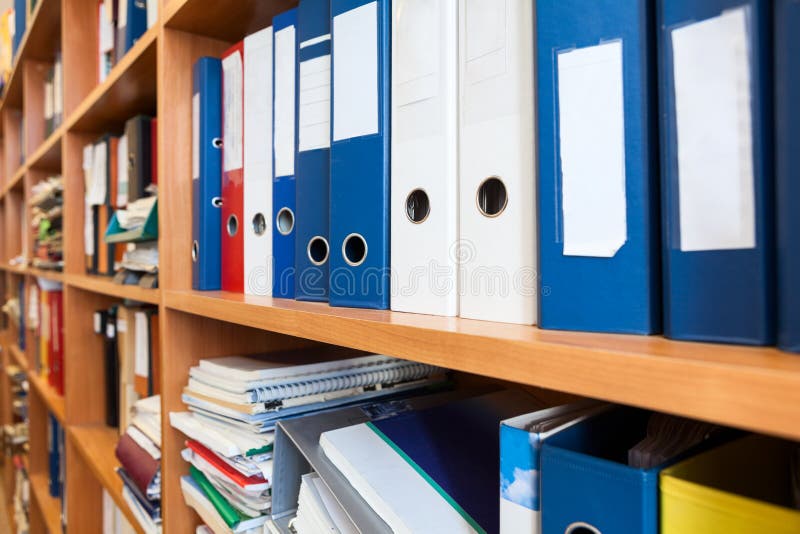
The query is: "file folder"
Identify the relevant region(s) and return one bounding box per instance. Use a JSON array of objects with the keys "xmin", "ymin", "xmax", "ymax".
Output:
[
  {"xmin": 660, "ymin": 435, "xmax": 800, "ymax": 534},
  {"xmin": 294, "ymin": 0, "xmax": 331, "ymax": 302},
  {"xmin": 537, "ymin": 0, "xmax": 661, "ymax": 334},
  {"xmin": 115, "ymin": 0, "xmax": 147, "ymax": 64},
  {"xmin": 243, "ymin": 27, "xmax": 274, "ymax": 296},
  {"xmin": 125, "ymin": 115, "xmax": 154, "ymax": 203},
  {"xmin": 658, "ymin": 0, "xmax": 774, "ymax": 344},
  {"xmin": 221, "ymin": 42, "xmax": 245, "ymax": 293},
  {"xmin": 329, "ymin": 0, "xmax": 391, "ymax": 309},
  {"xmin": 458, "ymin": 0, "xmax": 536, "ymax": 325},
  {"xmin": 775, "ymin": 0, "xmax": 800, "ymax": 352},
  {"xmin": 192, "ymin": 57, "xmax": 223, "ymax": 291},
  {"xmin": 12, "ymin": 0, "xmax": 24, "ymax": 57},
  {"xmin": 272, "ymin": 8, "xmax": 298, "ymax": 299},
  {"xmin": 390, "ymin": 0, "xmax": 458, "ymax": 316}
]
